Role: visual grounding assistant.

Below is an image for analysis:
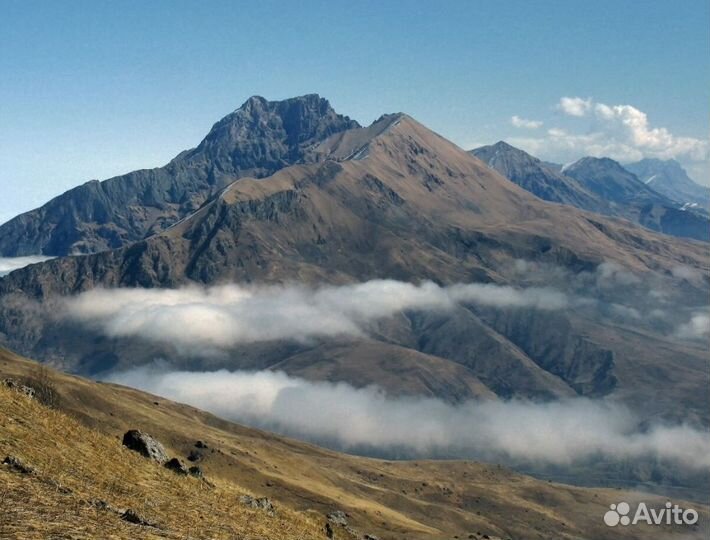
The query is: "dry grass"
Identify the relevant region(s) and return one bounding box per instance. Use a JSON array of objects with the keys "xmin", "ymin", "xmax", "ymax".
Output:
[
  {"xmin": 0, "ymin": 384, "xmax": 326, "ymax": 539},
  {"xmin": 1, "ymin": 348, "xmax": 707, "ymax": 540}
]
